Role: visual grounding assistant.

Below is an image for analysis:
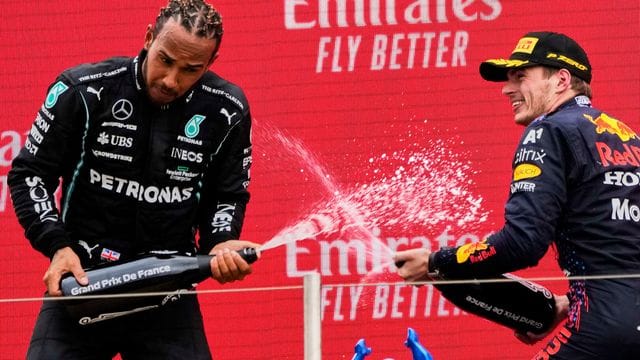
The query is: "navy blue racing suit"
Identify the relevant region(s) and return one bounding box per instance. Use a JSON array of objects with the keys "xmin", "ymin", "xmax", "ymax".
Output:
[
  {"xmin": 8, "ymin": 49, "xmax": 252, "ymax": 359},
  {"xmin": 429, "ymin": 96, "xmax": 640, "ymax": 359}
]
